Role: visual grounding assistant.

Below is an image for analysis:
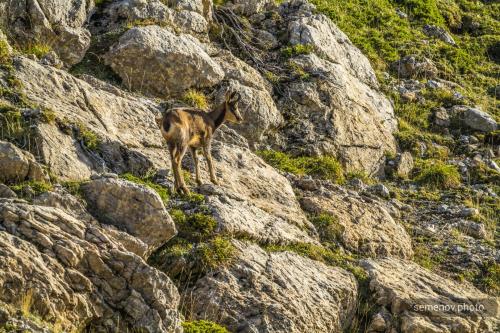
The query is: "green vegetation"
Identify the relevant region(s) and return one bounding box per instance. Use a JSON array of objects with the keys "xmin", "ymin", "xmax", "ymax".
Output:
[
  {"xmin": 182, "ymin": 320, "xmax": 230, "ymax": 333},
  {"xmin": 309, "ymin": 0, "xmax": 499, "ymax": 119},
  {"xmin": 412, "ymin": 238, "xmax": 446, "ymax": 270},
  {"xmin": 309, "ymin": 213, "xmax": 344, "ymax": 243},
  {"xmin": 281, "ymin": 43, "xmax": 314, "ymax": 58},
  {"xmin": 182, "ymin": 89, "xmax": 209, "ymax": 110},
  {"xmin": 22, "ymin": 43, "xmax": 51, "ymax": 59},
  {"xmin": 74, "ymin": 122, "xmax": 100, "ymax": 151},
  {"xmin": 0, "ymin": 40, "xmax": 11, "ymax": 66},
  {"xmin": 257, "ymin": 150, "xmax": 345, "ymax": 183},
  {"xmin": 10, "ymin": 181, "xmax": 53, "ymax": 197},
  {"xmin": 480, "ymin": 262, "xmax": 500, "ymax": 296},
  {"xmin": 120, "ymin": 173, "xmax": 170, "ymax": 204},
  {"xmin": 170, "ymin": 208, "xmax": 217, "ymax": 242},
  {"xmin": 413, "ymin": 159, "xmax": 461, "ymax": 189}
]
